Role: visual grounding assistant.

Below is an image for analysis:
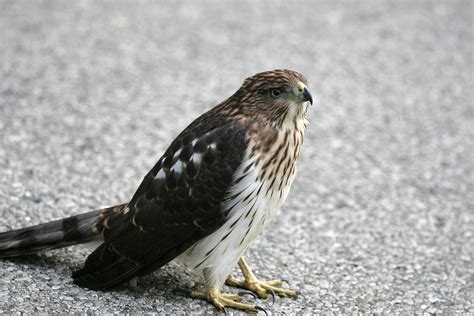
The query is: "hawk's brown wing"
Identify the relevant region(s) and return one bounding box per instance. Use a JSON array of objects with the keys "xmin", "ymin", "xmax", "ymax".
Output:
[{"xmin": 73, "ymin": 114, "xmax": 249, "ymax": 290}]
